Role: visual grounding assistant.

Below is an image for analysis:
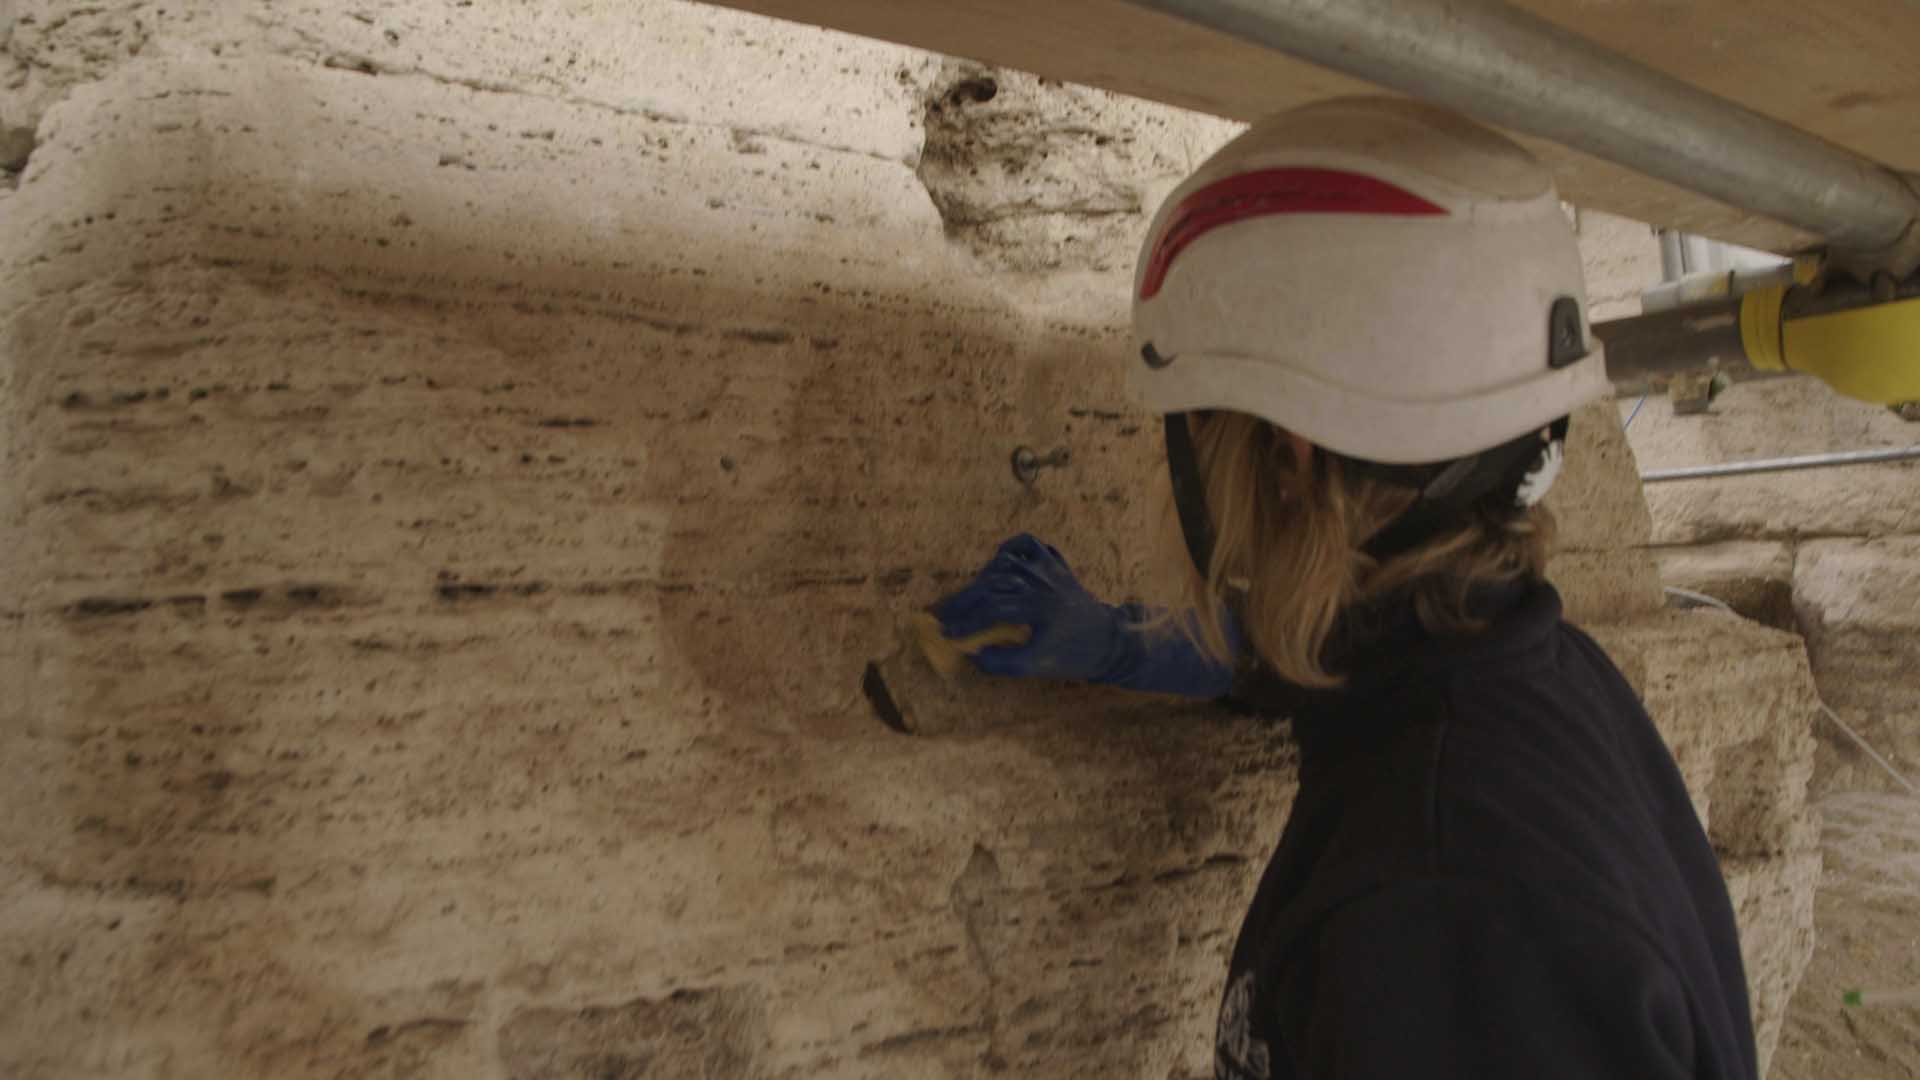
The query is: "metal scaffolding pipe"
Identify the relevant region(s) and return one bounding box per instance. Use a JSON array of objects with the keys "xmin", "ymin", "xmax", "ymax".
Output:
[
  {"xmin": 1640, "ymin": 446, "xmax": 1920, "ymax": 483},
  {"xmin": 1595, "ymin": 273, "xmax": 1920, "ymax": 391},
  {"xmin": 1121, "ymin": 0, "xmax": 1920, "ymax": 256},
  {"xmin": 1593, "ymin": 297, "xmax": 1751, "ymax": 385}
]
